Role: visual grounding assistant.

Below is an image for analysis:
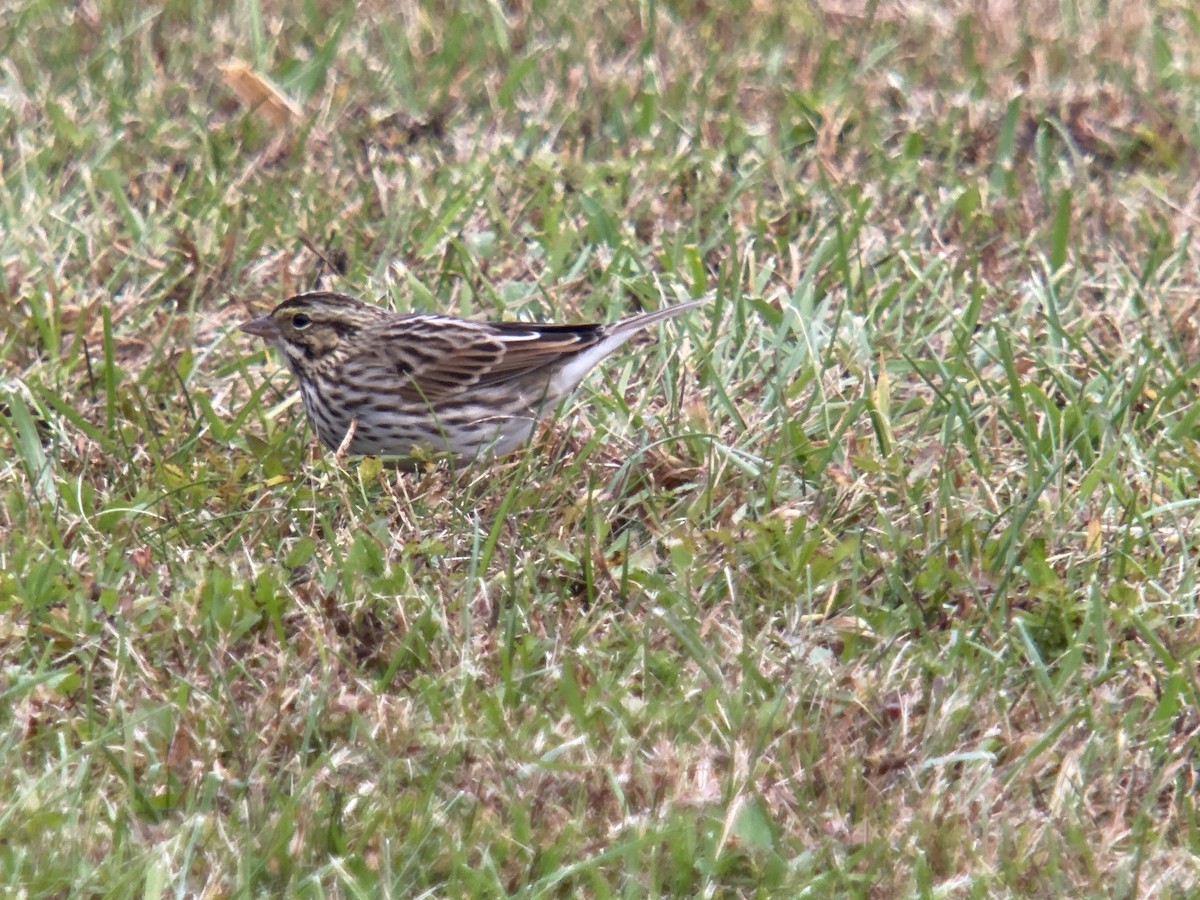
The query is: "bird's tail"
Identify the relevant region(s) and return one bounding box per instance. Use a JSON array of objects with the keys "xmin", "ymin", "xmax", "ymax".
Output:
[
  {"xmin": 607, "ymin": 292, "xmax": 716, "ymax": 339},
  {"xmin": 548, "ymin": 291, "xmax": 715, "ymax": 395}
]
